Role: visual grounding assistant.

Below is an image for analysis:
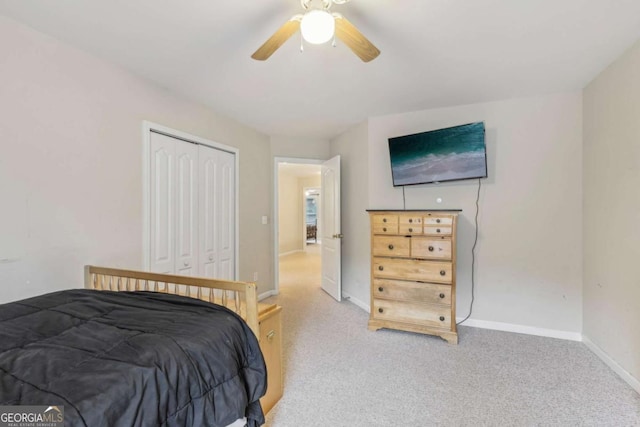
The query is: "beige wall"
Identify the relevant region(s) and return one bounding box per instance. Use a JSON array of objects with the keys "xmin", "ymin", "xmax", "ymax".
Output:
[
  {"xmin": 583, "ymin": 40, "xmax": 640, "ymax": 383},
  {"xmin": 271, "ymin": 136, "xmax": 332, "ymax": 159},
  {"xmin": 362, "ymin": 93, "xmax": 584, "ymax": 334},
  {"xmin": 0, "ymin": 16, "xmax": 273, "ymax": 301},
  {"xmin": 277, "ymin": 169, "xmax": 302, "ymax": 254}
]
